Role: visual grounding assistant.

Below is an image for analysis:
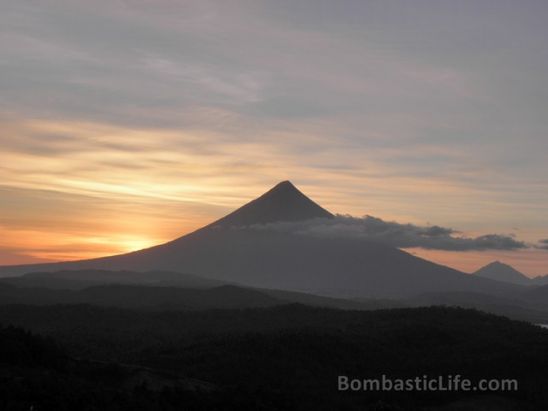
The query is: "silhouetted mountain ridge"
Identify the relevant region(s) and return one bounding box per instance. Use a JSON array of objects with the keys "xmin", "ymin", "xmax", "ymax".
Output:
[
  {"xmin": 532, "ymin": 274, "xmax": 548, "ymax": 285},
  {"xmin": 523, "ymin": 283, "xmax": 548, "ymax": 304},
  {"xmin": 0, "ymin": 269, "xmax": 225, "ymax": 290},
  {"xmin": 0, "ymin": 278, "xmax": 380, "ymax": 310}
]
